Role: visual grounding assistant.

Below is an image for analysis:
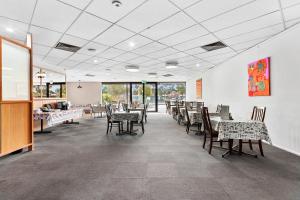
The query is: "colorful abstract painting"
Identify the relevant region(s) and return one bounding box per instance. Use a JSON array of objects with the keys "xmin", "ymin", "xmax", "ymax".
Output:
[{"xmin": 248, "ymin": 57, "xmax": 270, "ymax": 96}]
